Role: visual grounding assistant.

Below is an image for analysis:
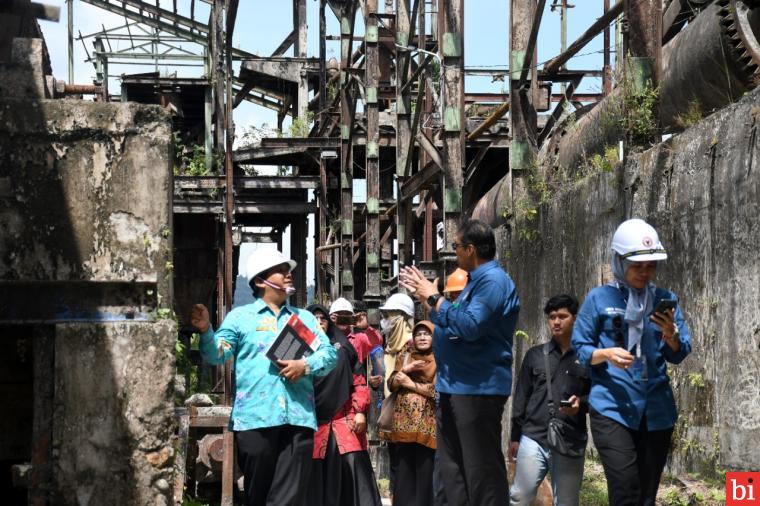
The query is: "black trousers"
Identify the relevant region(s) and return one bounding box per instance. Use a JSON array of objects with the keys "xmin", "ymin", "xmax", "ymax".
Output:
[
  {"xmin": 235, "ymin": 425, "xmax": 313, "ymax": 506},
  {"xmin": 437, "ymin": 393, "xmax": 509, "ymax": 506},
  {"xmin": 393, "ymin": 443, "xmax": 435, "ymax": 506},
  {"xmin": 590, "ymin": 409, "xmax": 674, "ymax": 506},
  {"xmin": 310, "ymin": 429, "xmax": 382, "ymax": 506}
]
